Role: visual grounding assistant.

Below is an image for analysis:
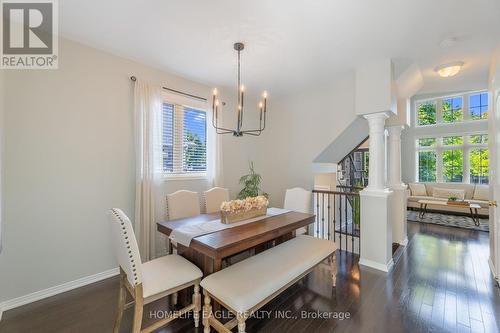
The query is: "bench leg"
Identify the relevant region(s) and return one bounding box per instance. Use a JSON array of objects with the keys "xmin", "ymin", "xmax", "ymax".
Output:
[
  {"xmin": 193, "ymin": 283, "xmax": 201, "ymax": 328},
  {"xmin": 330, "ymin": 254, "xmax": 337, "ymax": 287},
  {"xmin": 237, "ymin": 313, "xmax": 246, "ymax": 333},
  {"xmin": 203, "ymin": 293, "xmax": 212, "ymax": 333}
]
